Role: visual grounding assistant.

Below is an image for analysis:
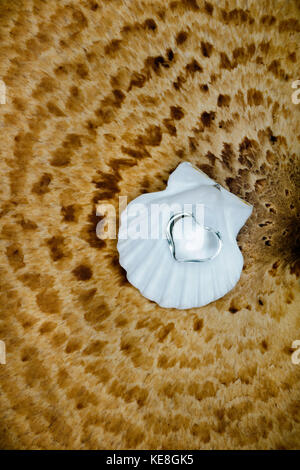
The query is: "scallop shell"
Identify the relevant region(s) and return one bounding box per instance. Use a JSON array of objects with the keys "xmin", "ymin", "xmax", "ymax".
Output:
[{"xmin": 117, "ymin": 162, "xmax": 253, "ymax": 309}]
